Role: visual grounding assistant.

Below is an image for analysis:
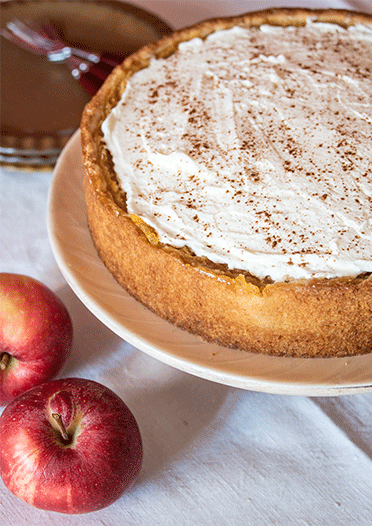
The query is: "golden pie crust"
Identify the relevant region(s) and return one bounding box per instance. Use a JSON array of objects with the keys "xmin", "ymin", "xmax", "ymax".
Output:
[{"xmin": 81, "ymin": 8, "xmax": 372, "ymax": 358}]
